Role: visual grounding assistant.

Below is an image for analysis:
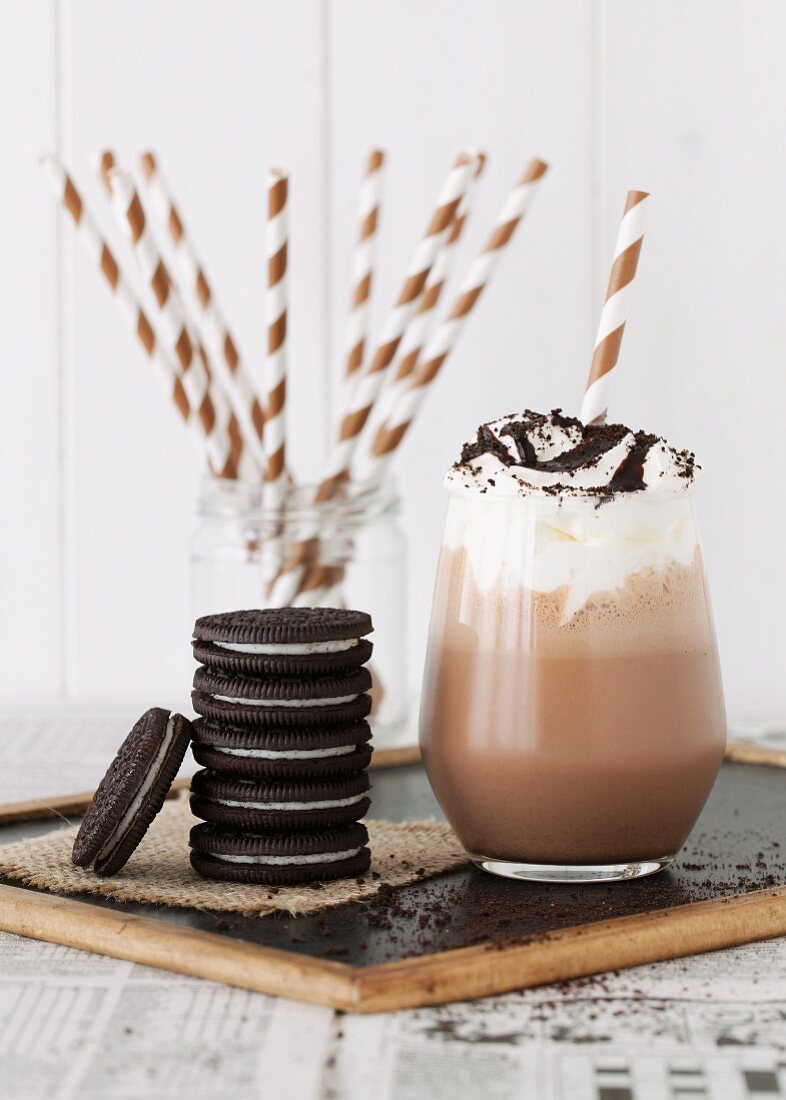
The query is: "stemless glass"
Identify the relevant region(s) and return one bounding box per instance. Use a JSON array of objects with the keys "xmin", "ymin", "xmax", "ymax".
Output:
[{"xmin": 419, "ymin": 486, "xmax": 727, "ymax": 883}]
